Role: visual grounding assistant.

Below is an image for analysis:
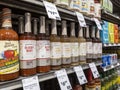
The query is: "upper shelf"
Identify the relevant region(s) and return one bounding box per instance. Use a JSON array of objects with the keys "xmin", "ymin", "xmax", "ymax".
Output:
[
  {"xmin": 101, "ymin": 9, "xmax": 120, "ymax": 25},
  {"xmin": 0, "ymin": 0, "xmax": 95, "ymax": 25},
  {"xmin": 0, "ymin": 62, "xmax": 102, "ymax": 90}
]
